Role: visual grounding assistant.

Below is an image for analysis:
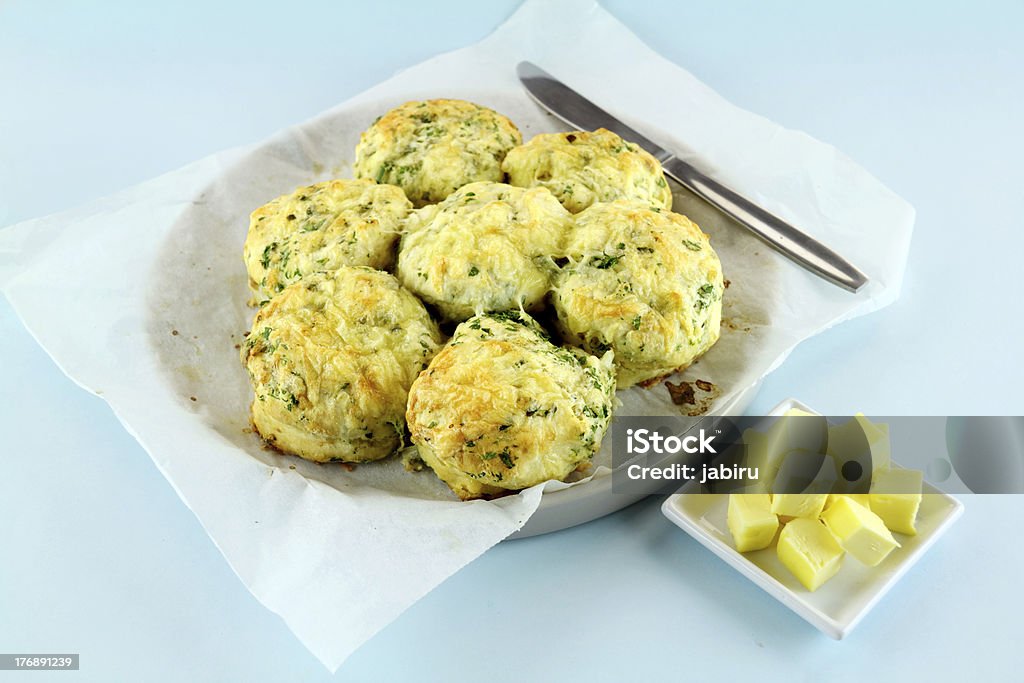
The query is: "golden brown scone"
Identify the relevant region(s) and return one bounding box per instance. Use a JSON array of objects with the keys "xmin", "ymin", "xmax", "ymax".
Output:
[
  {"xmin": 353, "ymin": 99, "xmax": 522, "ymax": 207},
  {"xmin": 552, "ymin": 200, "xmax": 723, "ymax": 388},
  {"xmin": 396, "ymin": 181, "xmax": 573, "ymax": 323},
  {"xmin": 241, "ymin": 266, "xmax": 442, "ymax": 463},
  {"xmin": 502, "ymin": 128, "xmax": 673, "ymax": 213},
  {"xmin": 243, "ymin": 179, "xmax": 411, "ymax": 302},
  {"xmin": 406, "ymin": 310, "xmax": 617, "ymax": 500}
]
